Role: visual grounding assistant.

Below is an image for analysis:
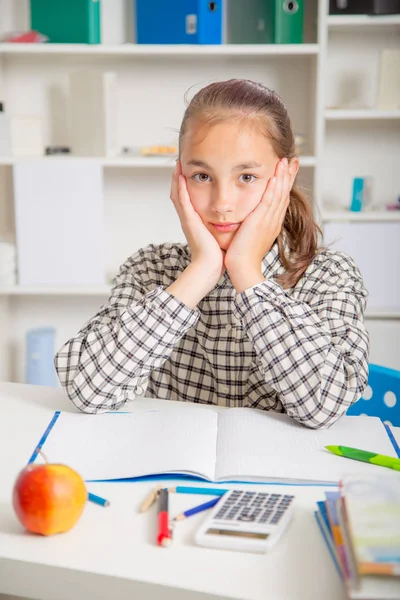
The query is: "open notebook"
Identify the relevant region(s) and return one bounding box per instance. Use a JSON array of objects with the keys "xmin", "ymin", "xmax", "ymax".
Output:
[{"xmin": 30, "ymin": 407, "xmax": 400, "ymax": 485}]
